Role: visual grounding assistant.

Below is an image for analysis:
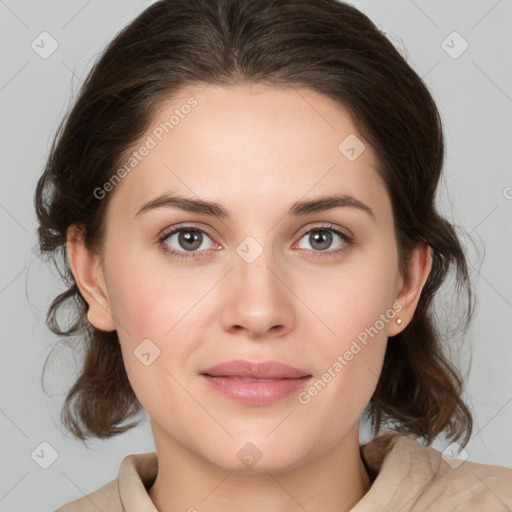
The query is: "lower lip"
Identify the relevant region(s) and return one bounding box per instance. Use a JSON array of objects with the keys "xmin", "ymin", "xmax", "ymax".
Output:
[{"xmin": 201, "ymin": 375, "xmax": 312, "ymax": 405}]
